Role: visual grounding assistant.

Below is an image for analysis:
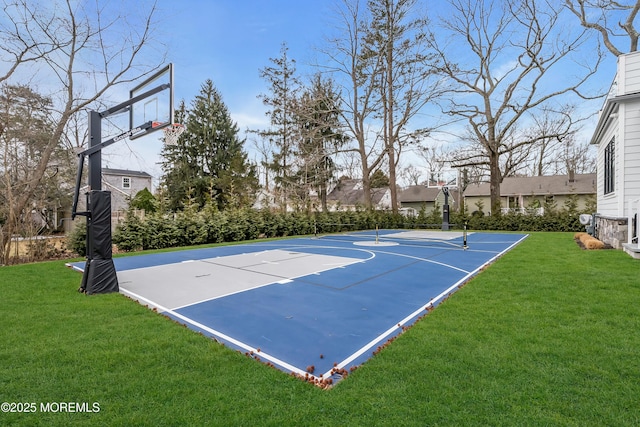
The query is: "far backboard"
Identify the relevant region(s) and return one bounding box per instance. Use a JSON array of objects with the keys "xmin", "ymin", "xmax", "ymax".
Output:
[
  {"xmin": 129, "ymin": 63, "xmax": 174, "ymax": 140},
  {"xmin": 426, "ymin": 168, "xmax": 459, "ymax": 189}
]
